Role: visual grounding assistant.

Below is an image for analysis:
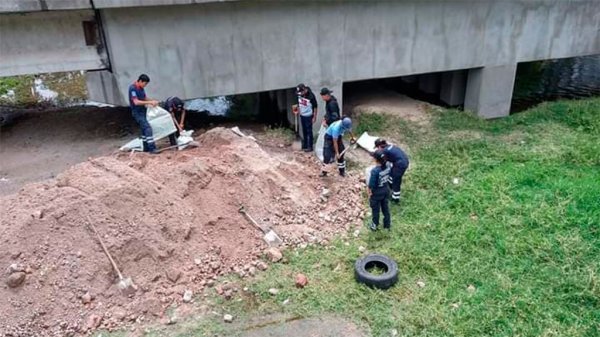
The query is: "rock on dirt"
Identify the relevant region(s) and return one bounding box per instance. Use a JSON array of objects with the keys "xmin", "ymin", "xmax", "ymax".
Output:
[
  {"xmin": 6, "ymin": 271, "xmax": 26, "ymax": 288},
  {"xmin": 223, "ymin": 314, "xmax": 234, "ymax": 323},
  {"xmin": 81, "ymin": 291, "xmax": 93, "ymax": 304},
  {"xmin": 295, "ymin": 274, "xmax": 308, "ymax": 288},
  {"xmin": 266, "ymin": 247, "xmax": 283, "ymax": 263},
  {"xmin": 166, "ymin": 269, "xmax": 182, "ymax": 283},
  {"xmin": 268, "ymin": 288, "xmax": 280, "ymax": 295},
  {"xmin": 85, "ymin": 314, "xmax": 102, "ymax": 331},
  {"xmin": 256, "ymin": 261, "xmax": 269, "ymax": 271}
]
